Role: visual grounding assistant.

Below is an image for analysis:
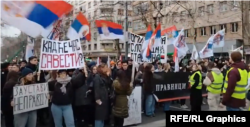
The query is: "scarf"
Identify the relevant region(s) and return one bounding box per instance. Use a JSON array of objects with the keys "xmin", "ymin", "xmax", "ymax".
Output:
[{"xmin": 56, "ymin": 76, "xmax": 71, "ymax": 94}]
